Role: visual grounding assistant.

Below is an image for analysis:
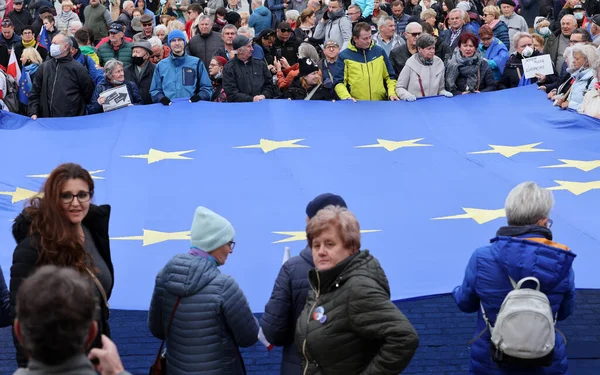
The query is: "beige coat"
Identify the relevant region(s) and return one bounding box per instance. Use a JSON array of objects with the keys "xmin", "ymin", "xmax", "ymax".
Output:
[
  {"xmin": 395, "ymin": 54, "xmax": 445, "ymax": 100},
  {"xmin": 578, "ymin": 88, "xmax": 600, "ymax": 119}
]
